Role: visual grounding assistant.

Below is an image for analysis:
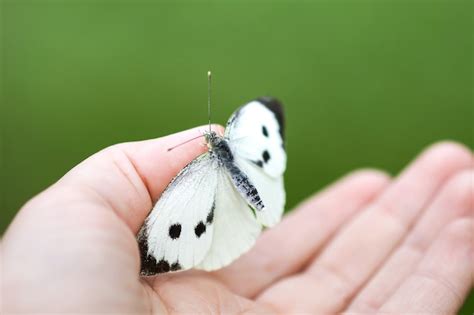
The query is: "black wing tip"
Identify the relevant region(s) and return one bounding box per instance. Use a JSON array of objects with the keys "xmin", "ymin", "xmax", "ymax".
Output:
[
  {"xmin": 256, "ymin": 96, "xmax": 284, "ymax": 113},
  {"xmin": 138, "ymin": 225, "xmax": 183, "ymax": 276},
  {"xmin": 256, "ymin": 96, "xmax": 285, "ymax": 139}
]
